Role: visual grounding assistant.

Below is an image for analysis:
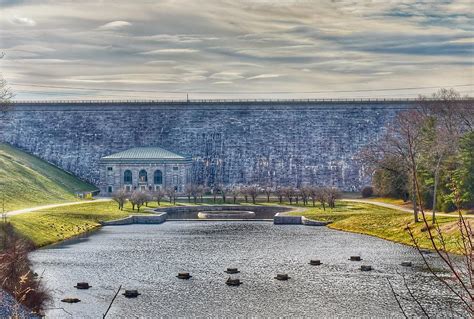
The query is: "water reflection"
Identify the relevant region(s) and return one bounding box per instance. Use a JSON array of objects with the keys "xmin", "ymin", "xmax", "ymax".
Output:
[{"xmin": 30, "ymin": 222, "xmax": 466, "ymax": 318}]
